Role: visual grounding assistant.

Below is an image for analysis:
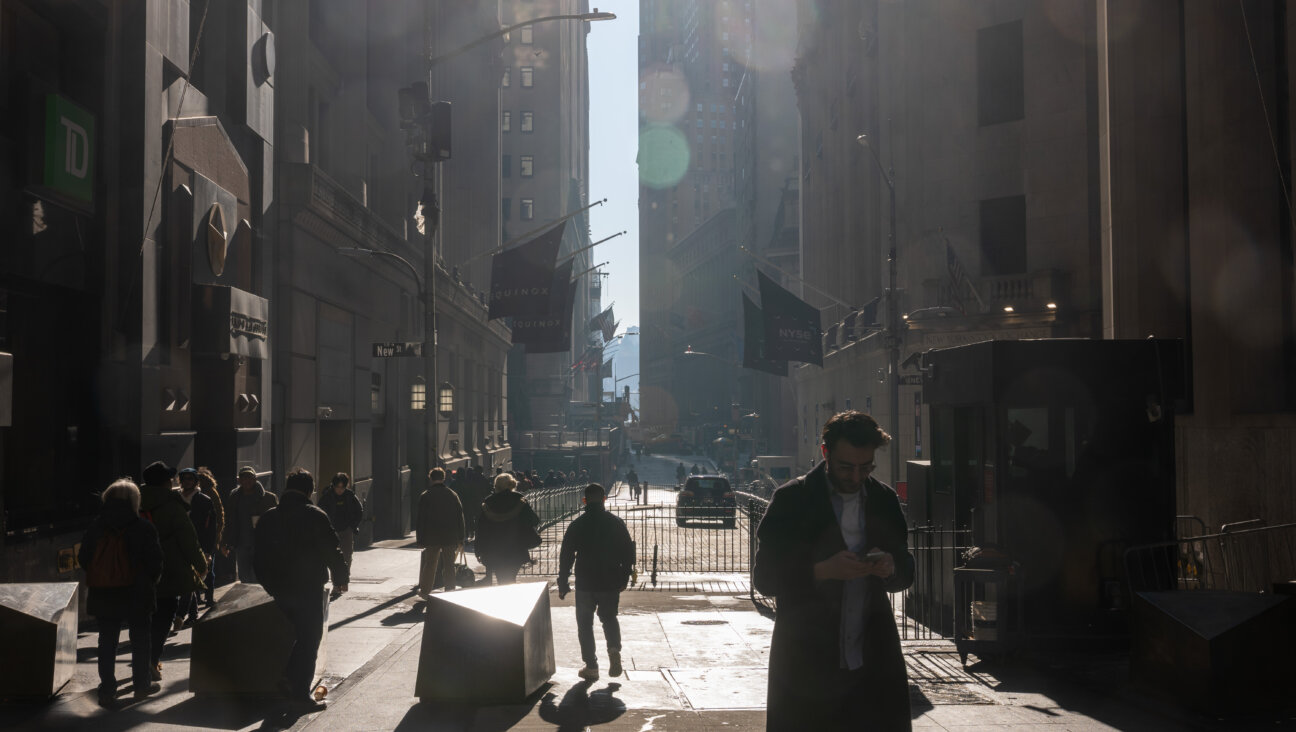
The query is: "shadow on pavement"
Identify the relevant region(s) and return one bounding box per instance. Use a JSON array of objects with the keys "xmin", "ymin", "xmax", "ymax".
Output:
[
  {"xmin": 393, "ymin": 688, "xmax": 542, "ymax": 732},
  {"xmin": 538, "ymin": 680, "xmax": 626, "ymax": 731}
]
